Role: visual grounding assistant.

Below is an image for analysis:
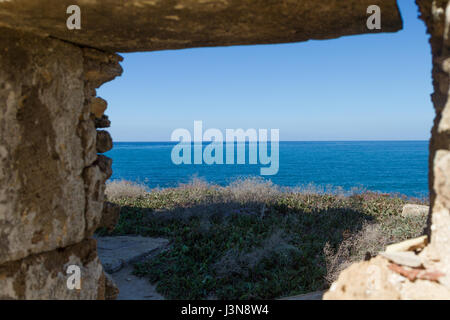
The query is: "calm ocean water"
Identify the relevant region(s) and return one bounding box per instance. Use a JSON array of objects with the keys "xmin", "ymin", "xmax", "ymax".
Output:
[{"xmin": 105, "ymin": 141, "xmax": 429, "ymax": 197}]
